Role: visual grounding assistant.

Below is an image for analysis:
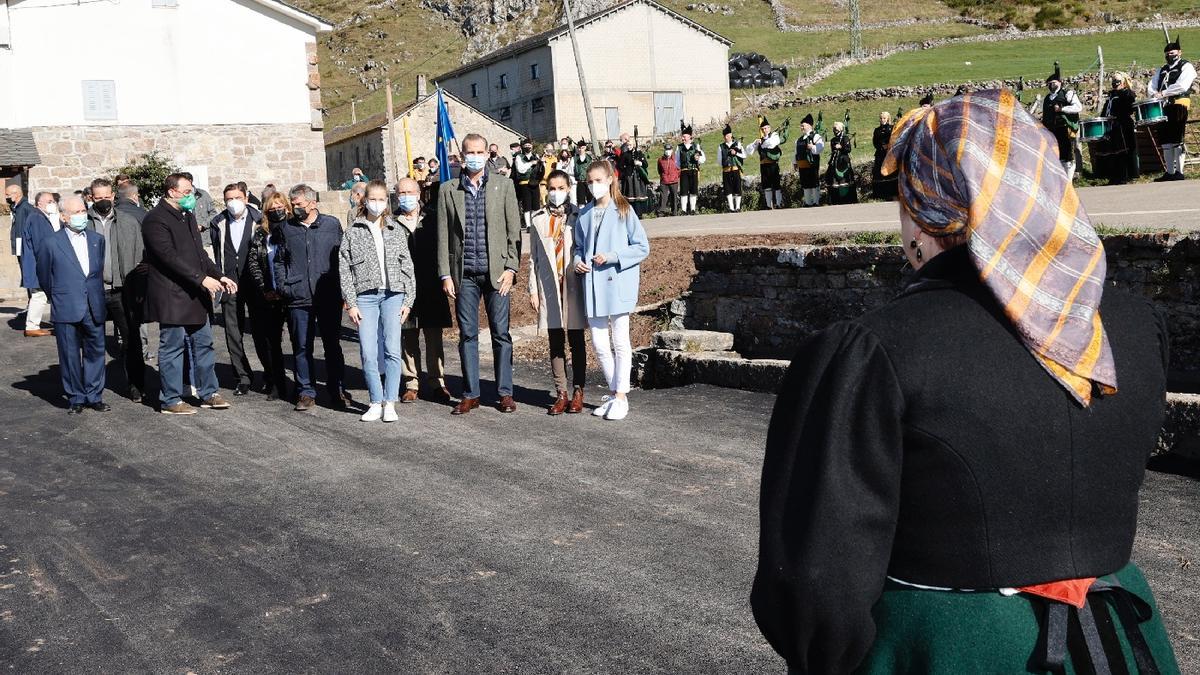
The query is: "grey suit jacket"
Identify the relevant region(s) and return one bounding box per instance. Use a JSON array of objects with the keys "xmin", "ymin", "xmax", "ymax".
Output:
[{"xmin": 436, "ymin": 173, "xmax": 522, "ymax": 288}]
